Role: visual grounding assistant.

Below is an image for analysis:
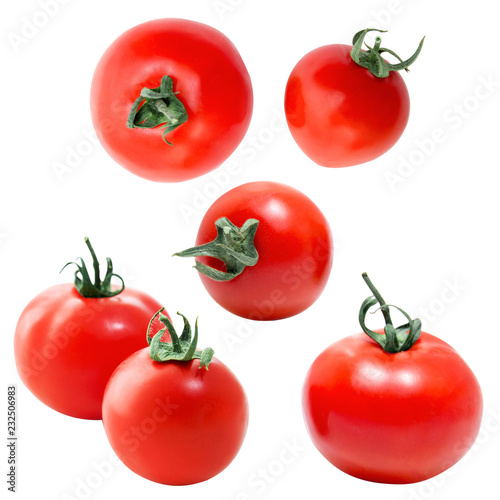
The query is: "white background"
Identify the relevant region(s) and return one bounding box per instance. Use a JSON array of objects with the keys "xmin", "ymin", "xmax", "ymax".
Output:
[{"xmin": 2, "ymin": 0, "xmax": 500, "ymax": 499}]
